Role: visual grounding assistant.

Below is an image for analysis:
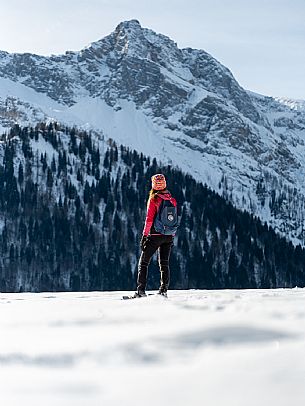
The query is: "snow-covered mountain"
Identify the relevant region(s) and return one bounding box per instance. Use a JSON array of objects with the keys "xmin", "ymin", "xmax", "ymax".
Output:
[{"xmin": 0, "ymin": 19, "xmax": 305, "ymax": 243}]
